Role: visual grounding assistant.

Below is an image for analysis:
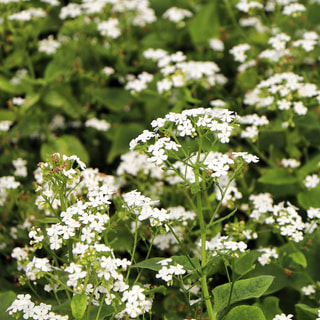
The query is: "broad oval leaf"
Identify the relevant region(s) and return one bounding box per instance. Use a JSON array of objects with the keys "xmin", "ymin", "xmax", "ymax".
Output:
[
  {"xmin": 71, "ymin": 294, "xmax": 87, "ymax": 319},
  {"xmin": 225, "ymin": 305, "xmax": 266, "ymax": 320},
  {"xmin": 41, "ymin": 135, "xmax": 89, "ymax": 164},
  {"xmin": 298, "ymin": 186, "xmax": 320, "ymax": 209},
  {"xmin": 258, "ymin": 168, "xmax": 299, "ymax": 185},
  {"xmin": 212, "ymin": 275, "xmax": 274, "ymax": 315},
  {"xmin": 188, "ymin": 2, "xmax": 219, "ymax": 46}
]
